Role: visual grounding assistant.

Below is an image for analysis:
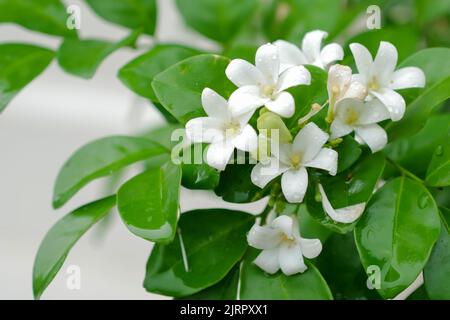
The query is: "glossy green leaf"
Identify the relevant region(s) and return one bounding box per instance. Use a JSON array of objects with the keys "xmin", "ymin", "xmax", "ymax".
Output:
[
  {"xmin": 117, "ymin": 162, "xmax": 181, "ymax": 243},
  {"xmin": 426, "ymin": 140, "xmax": 450, "ymax": 187},
  {"xmin": 152, "ymin": 54, "xmax": 234, "ymax": 124},
  {"xmin": 240, "ymin": 249, "xmax": 333, "ymax": 300},
  {"xmin": 335, "ymin": 136, "xmax": 362, "ymax": 173},
  {"xmin": 215, "ymin": 161, "xmax": 270, "ymax": 203},
  {"xmin": 181, "ymin": 144, "xmax": 220, "ymax": 190},
  {"xmin": 385, "ymin": 114, "xmax": 450, "ymax": 178},
  {"xmin": 439, "ymin": 206, "xmax": 450, "ymax": 233},
  {"xmin": 0, "ymin": 0, "xmax": 76, "ymax": 38},
  {"xmin": 316, "ymin": 233, "xmax": 381, "ymax": 300},
  {"xmin": 424, "ymin": 224, "xmax": 450, "ymax": 299},
  {"xmin": 355, "ymin": 177, "xmax": 441, "ymax": 299},
  {"xmin": 53, "ymin": 136, "xmax": 167, "ymax": 209},
  {"xmin": 85, "ymin": 0, "xmax": 157, "ymax": 35},
  {"xmin": 119, "ymin": 44, "xmax": 201, "ymax": 101},
  {"xmin": 175, "ymin": 0, "xmax": 257, "ymax": 43},
  {"xmin": 57, "ymin": 30, "xmax": 140, "ymax": 79},
  {"xmin": 33, "ymin": 196, "xmax": 116, "ymax": 300},
  {"xmin": 0, "ymin": 44, "xmax": 54, "ymax": 112},
  {"xmin": 306, "ymin": 153, "xmax": 386, "ymax": 233},
  {"xmin": 144, "ymin": 209, "xmax": 253, "ymax": 297}
]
